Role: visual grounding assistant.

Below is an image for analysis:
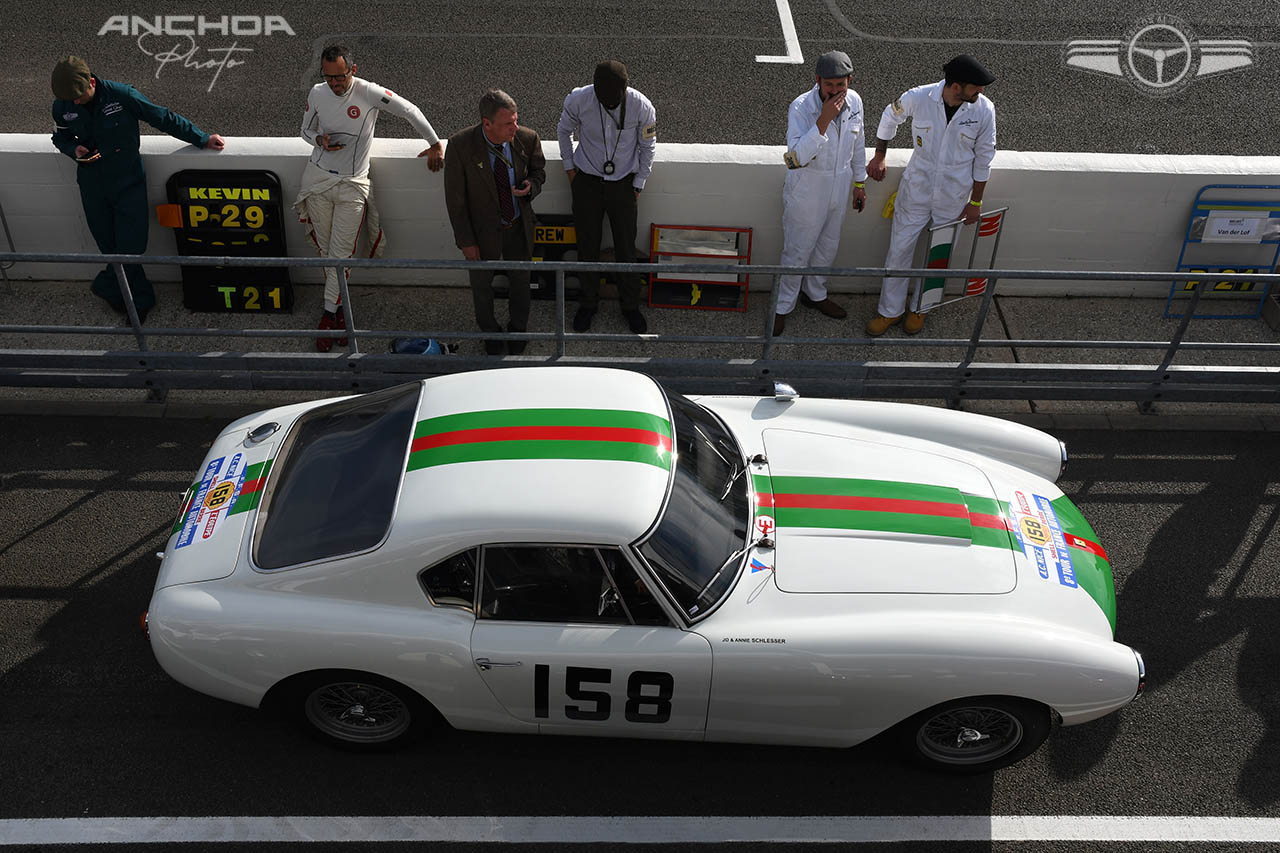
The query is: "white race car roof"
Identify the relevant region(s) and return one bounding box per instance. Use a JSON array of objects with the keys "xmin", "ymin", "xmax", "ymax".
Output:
[{"xmin": 391, "ymin": 367, "xmax": 675, "ymax": 548}]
